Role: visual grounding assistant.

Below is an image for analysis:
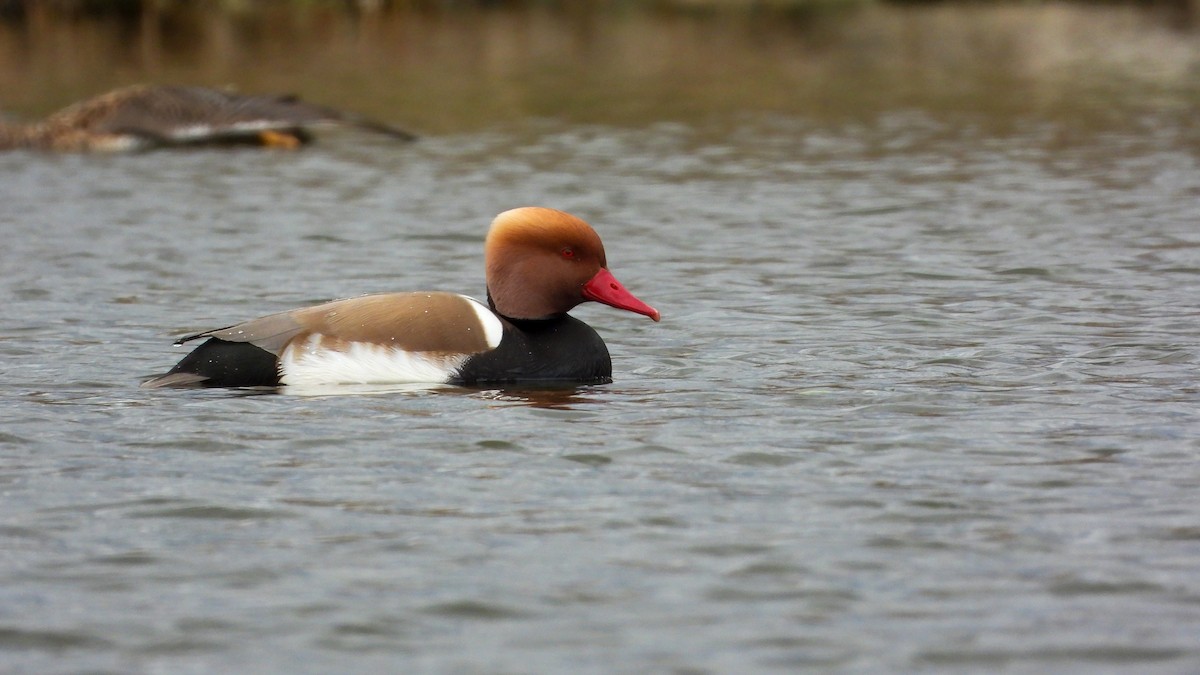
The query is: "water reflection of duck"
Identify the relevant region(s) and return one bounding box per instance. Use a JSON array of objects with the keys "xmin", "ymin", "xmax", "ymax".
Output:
[
  {"xmin": 142, "ymin": 207, "xmax": 660, "ymax": 389},
  {"xmin": 0, "ymin": 84, "xmax": 416, "ymax": 152},
  {"xmin": 280, "ymin": 383, "xmax": 597, "ymax": 409},
  {"xmin": 475, "ymin": 384, "xmax": 599, "ymax": 410}
]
